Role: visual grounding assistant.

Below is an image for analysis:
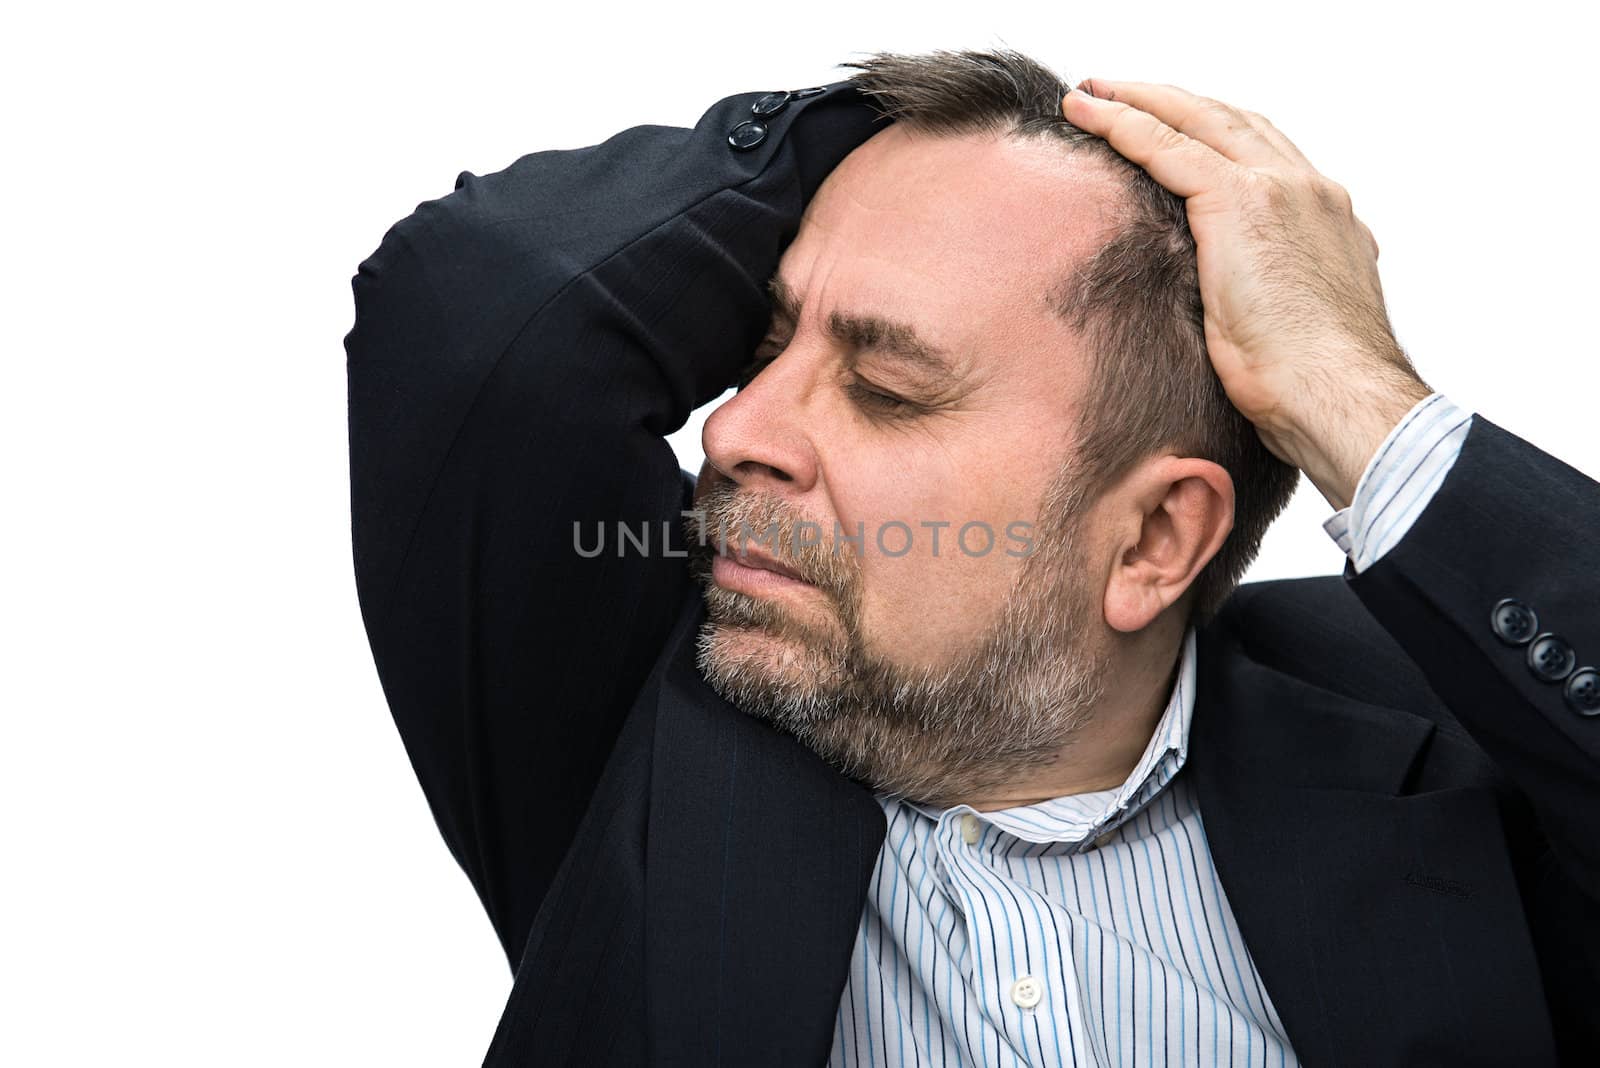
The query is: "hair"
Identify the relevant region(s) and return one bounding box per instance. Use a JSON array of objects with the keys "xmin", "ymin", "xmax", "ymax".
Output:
[{"xmin": 838, "ymin": 47, "xmax": 1301, "ymax": 628}]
